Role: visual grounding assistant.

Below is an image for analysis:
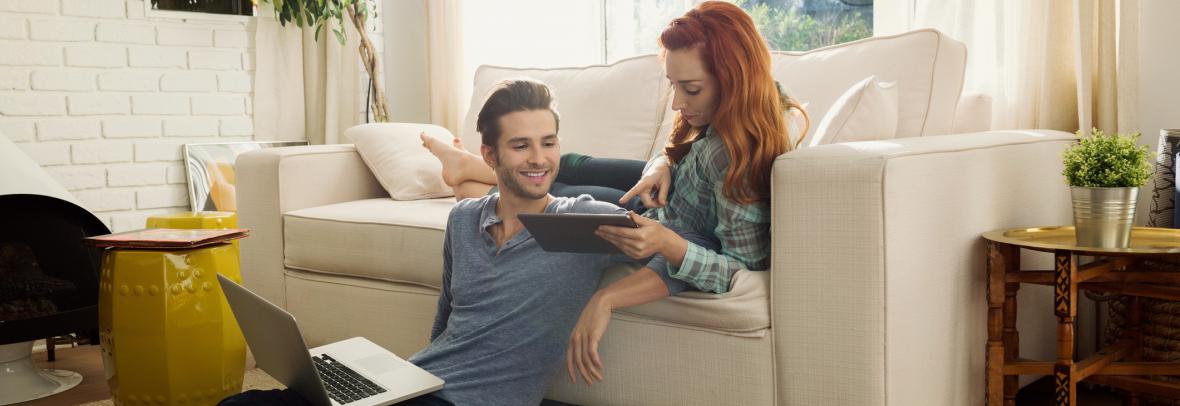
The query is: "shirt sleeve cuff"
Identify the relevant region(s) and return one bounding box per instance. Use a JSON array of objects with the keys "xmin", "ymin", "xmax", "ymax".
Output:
[
  {"xmin": 666, "ymin": 241, "xmax": 705, "ymax": 282},
  {"xmin": 645, "ymin": 254, "xmax": 689, "ymax": 296}
]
